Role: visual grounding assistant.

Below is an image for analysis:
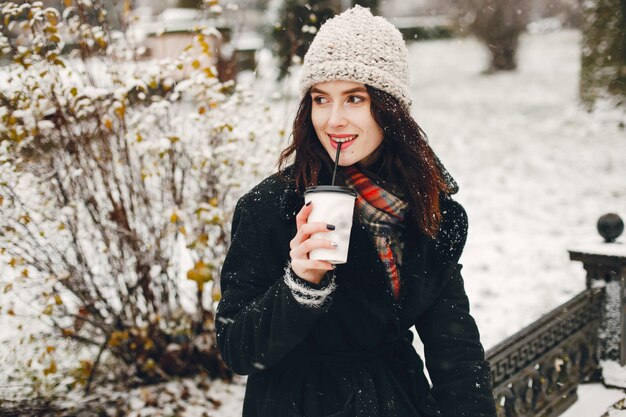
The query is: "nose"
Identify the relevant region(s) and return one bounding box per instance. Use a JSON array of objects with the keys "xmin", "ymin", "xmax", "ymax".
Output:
[{"xmin": 328, "ymin": 103, "xmax": 347, "ymax": 128}]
